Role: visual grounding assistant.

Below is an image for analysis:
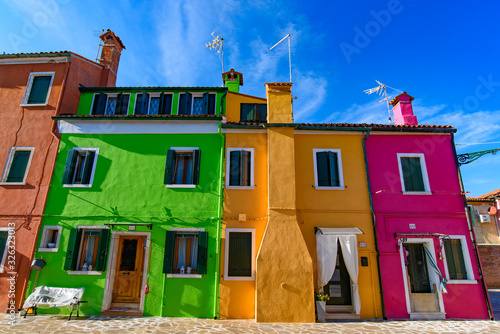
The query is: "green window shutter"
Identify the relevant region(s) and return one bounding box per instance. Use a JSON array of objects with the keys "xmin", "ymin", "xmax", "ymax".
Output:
[
  {"xmin": 64, "ymin": 228, "xmax": 82, "ymax": 270},
  {"xmin": 401, "ymin": 157, "xmax": 425, "ymax": 192},
  {"xmin": 94, "ymin": 229, "xmax": 110, "ymax": 271},
  {"xmin": 62, "ymin": 150, "xmax": 76, "ymax": 184},
  {"xmin": 179, "ymin": 93, "xmax": 192, "ymax": 115},
  {"xmin": 469, "ymin": 206, "xmax": 476, "ymax": 227},
  {"xmin": 316, "ymin": 152, "xmax": 329, "ymax": 187},
  {"xmin": 229, "ymin": 150, "xmax": 241, "ymax": 186},
  {"xmin": 161, "ymin": 94, "xmax": 172, "ymax": 115},
  {"xmin": 27, "ymin": 76, "xmax": 51, "ymax": 104},
  {"xmin": 163, "ymin": 231, "xmax": 176, "ymax": 274},
  {"xmin": 208, "ymin": 94, "xmax": 216, "ymax": 115},
  {"xmin": 202, "ymin": 93, "xmax": 209, "ymax": 114},
  {"xmin": 115, "ymin": 94, "xmax": 129, "ymax": 115},
  {"xmin": 141, "ymin": 92, "xmax": 149, "ymax": 115},
  {"xmin": 93, "ymin": 93, "xmax": 107, "ymax": 115},
  {"xmin": 192, "ymin": 150, "xmax": 201, "ymax": 185},
  {"xmin": 115, "ymin": 93, "xmax": 122, "ymax": 115},
  {"xmin": 228, "ymin": 232, "xmax": 252, "ymax": 277},
  {"xmin": 445, "ymin": 239, "xmax": 467, "ymax": 280},
  {"xmin": 158, "ymin": 93, "xmax": 164, "ymax": 115},
  {"xmin": 328, "ymin": 152, "xmax": 340, "ymax": 187},
  {"xmin": 6, "ymin": 150, "xmax": 31, "ymax": 182},
  {"xmin": 164, "ymin": 150, "xmax": 175, "ymax": 184},
  {"xmin": 240, "ymin": 150, "xmax": 251, "ymax": 186},
  {"xmin": 197, "ymin": 231, "xmax": 208, "ymax": 275},
  {"xmin": 240, "ymin": 104, "xmax": 249, "ymax": 121},
  {"xmin": 135, "ymin": 93, "xmax": 144, "ymax": 115},
  {"xmin": 0, "ymin": 232, "xmax": 8, "ymax": 261},
  {"xmin": 81, "ymin": 151, "xmax": 96, "ymax": 184}
]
